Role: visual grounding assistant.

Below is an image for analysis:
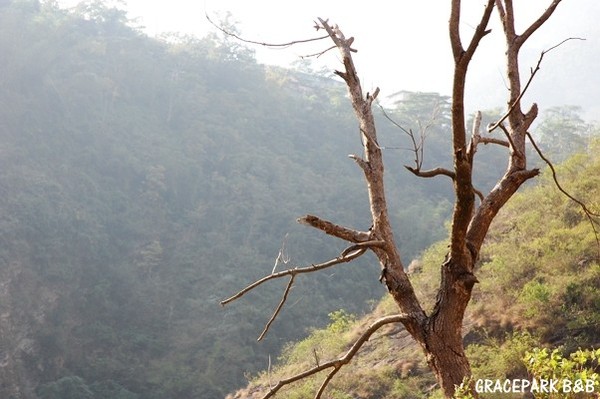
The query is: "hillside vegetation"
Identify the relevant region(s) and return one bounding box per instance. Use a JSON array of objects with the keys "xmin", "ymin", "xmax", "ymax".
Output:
[
  {"xmin": 228, "ymin": 144, "xmax": 600, "ymax": 398},
  {"xmin": 1, "ymin": 1, "xmax": 598, "ymax": 398}
]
